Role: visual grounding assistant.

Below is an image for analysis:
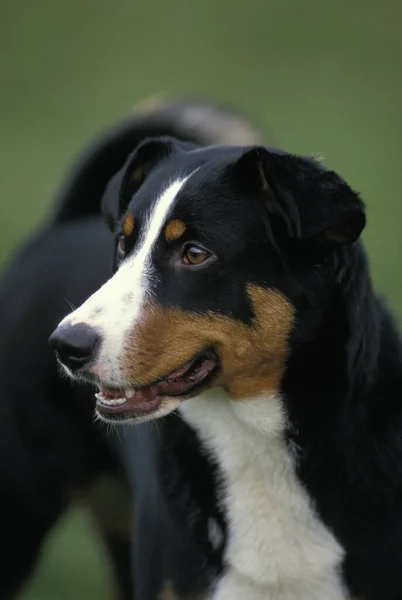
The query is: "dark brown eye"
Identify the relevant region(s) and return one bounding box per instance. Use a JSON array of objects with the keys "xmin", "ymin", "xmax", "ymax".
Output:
[
  {"xmin": 182, "ymin": 244, "xmax": 211, "ymax": 266},
  {"xmin": 117, "ymin": 235, "xmax": 126, "ymax": 260}
]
